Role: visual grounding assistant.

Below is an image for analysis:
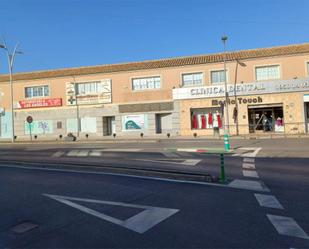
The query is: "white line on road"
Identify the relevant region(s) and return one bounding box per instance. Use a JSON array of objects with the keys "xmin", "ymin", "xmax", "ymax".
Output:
[
  {"xmin": 243, "ymin": 158, "xmax": 255, "ymax": 163},
  {"xmin": 238, "ymin": 147, "xmax": 262, "ymax": 158},
  {"xmin": 254, "ymin": 194, "xmax": 284, "ymax": 209},
  {"xmin": 136, "ymin": 158, "xmax": 201, "ymax": 166},
  {"xmin": 228, "ymin": 179, "xmax": 269, "ymax": 192},
  {"xmin": 66, "ymin": 150, "xmax": 79, "ymax": 156},
  {"xmin": 242, "ymin": 163, "xmax": 256, "ymax": 169},
  {"xmin": 161, "ymin": 152, "xmax": 180, "ymax": 158},
  {"xmin": 100, "ymin": 148, "xmax": 142, "ymax": 152},
  {"xmin": 267, "ymin": 214, "xmax": 309, "ymax": 240},
  {"xmin": 76, "ymin": 150, "xmax": 89, "ymax": 157},
  {"xmin": 43, "ymin": 194, "xmax": 179, "ymax": 234},
  {"xmin": 51, "ymin": 151, "xmax": 65, "ymax": 158},
  {"xmin": 243, "ymin": 170, "xmax": 259, "ymax": 178},
  {"xmin": 89, "ymin": 150, "xmax": 102, "ymax": 157}
]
